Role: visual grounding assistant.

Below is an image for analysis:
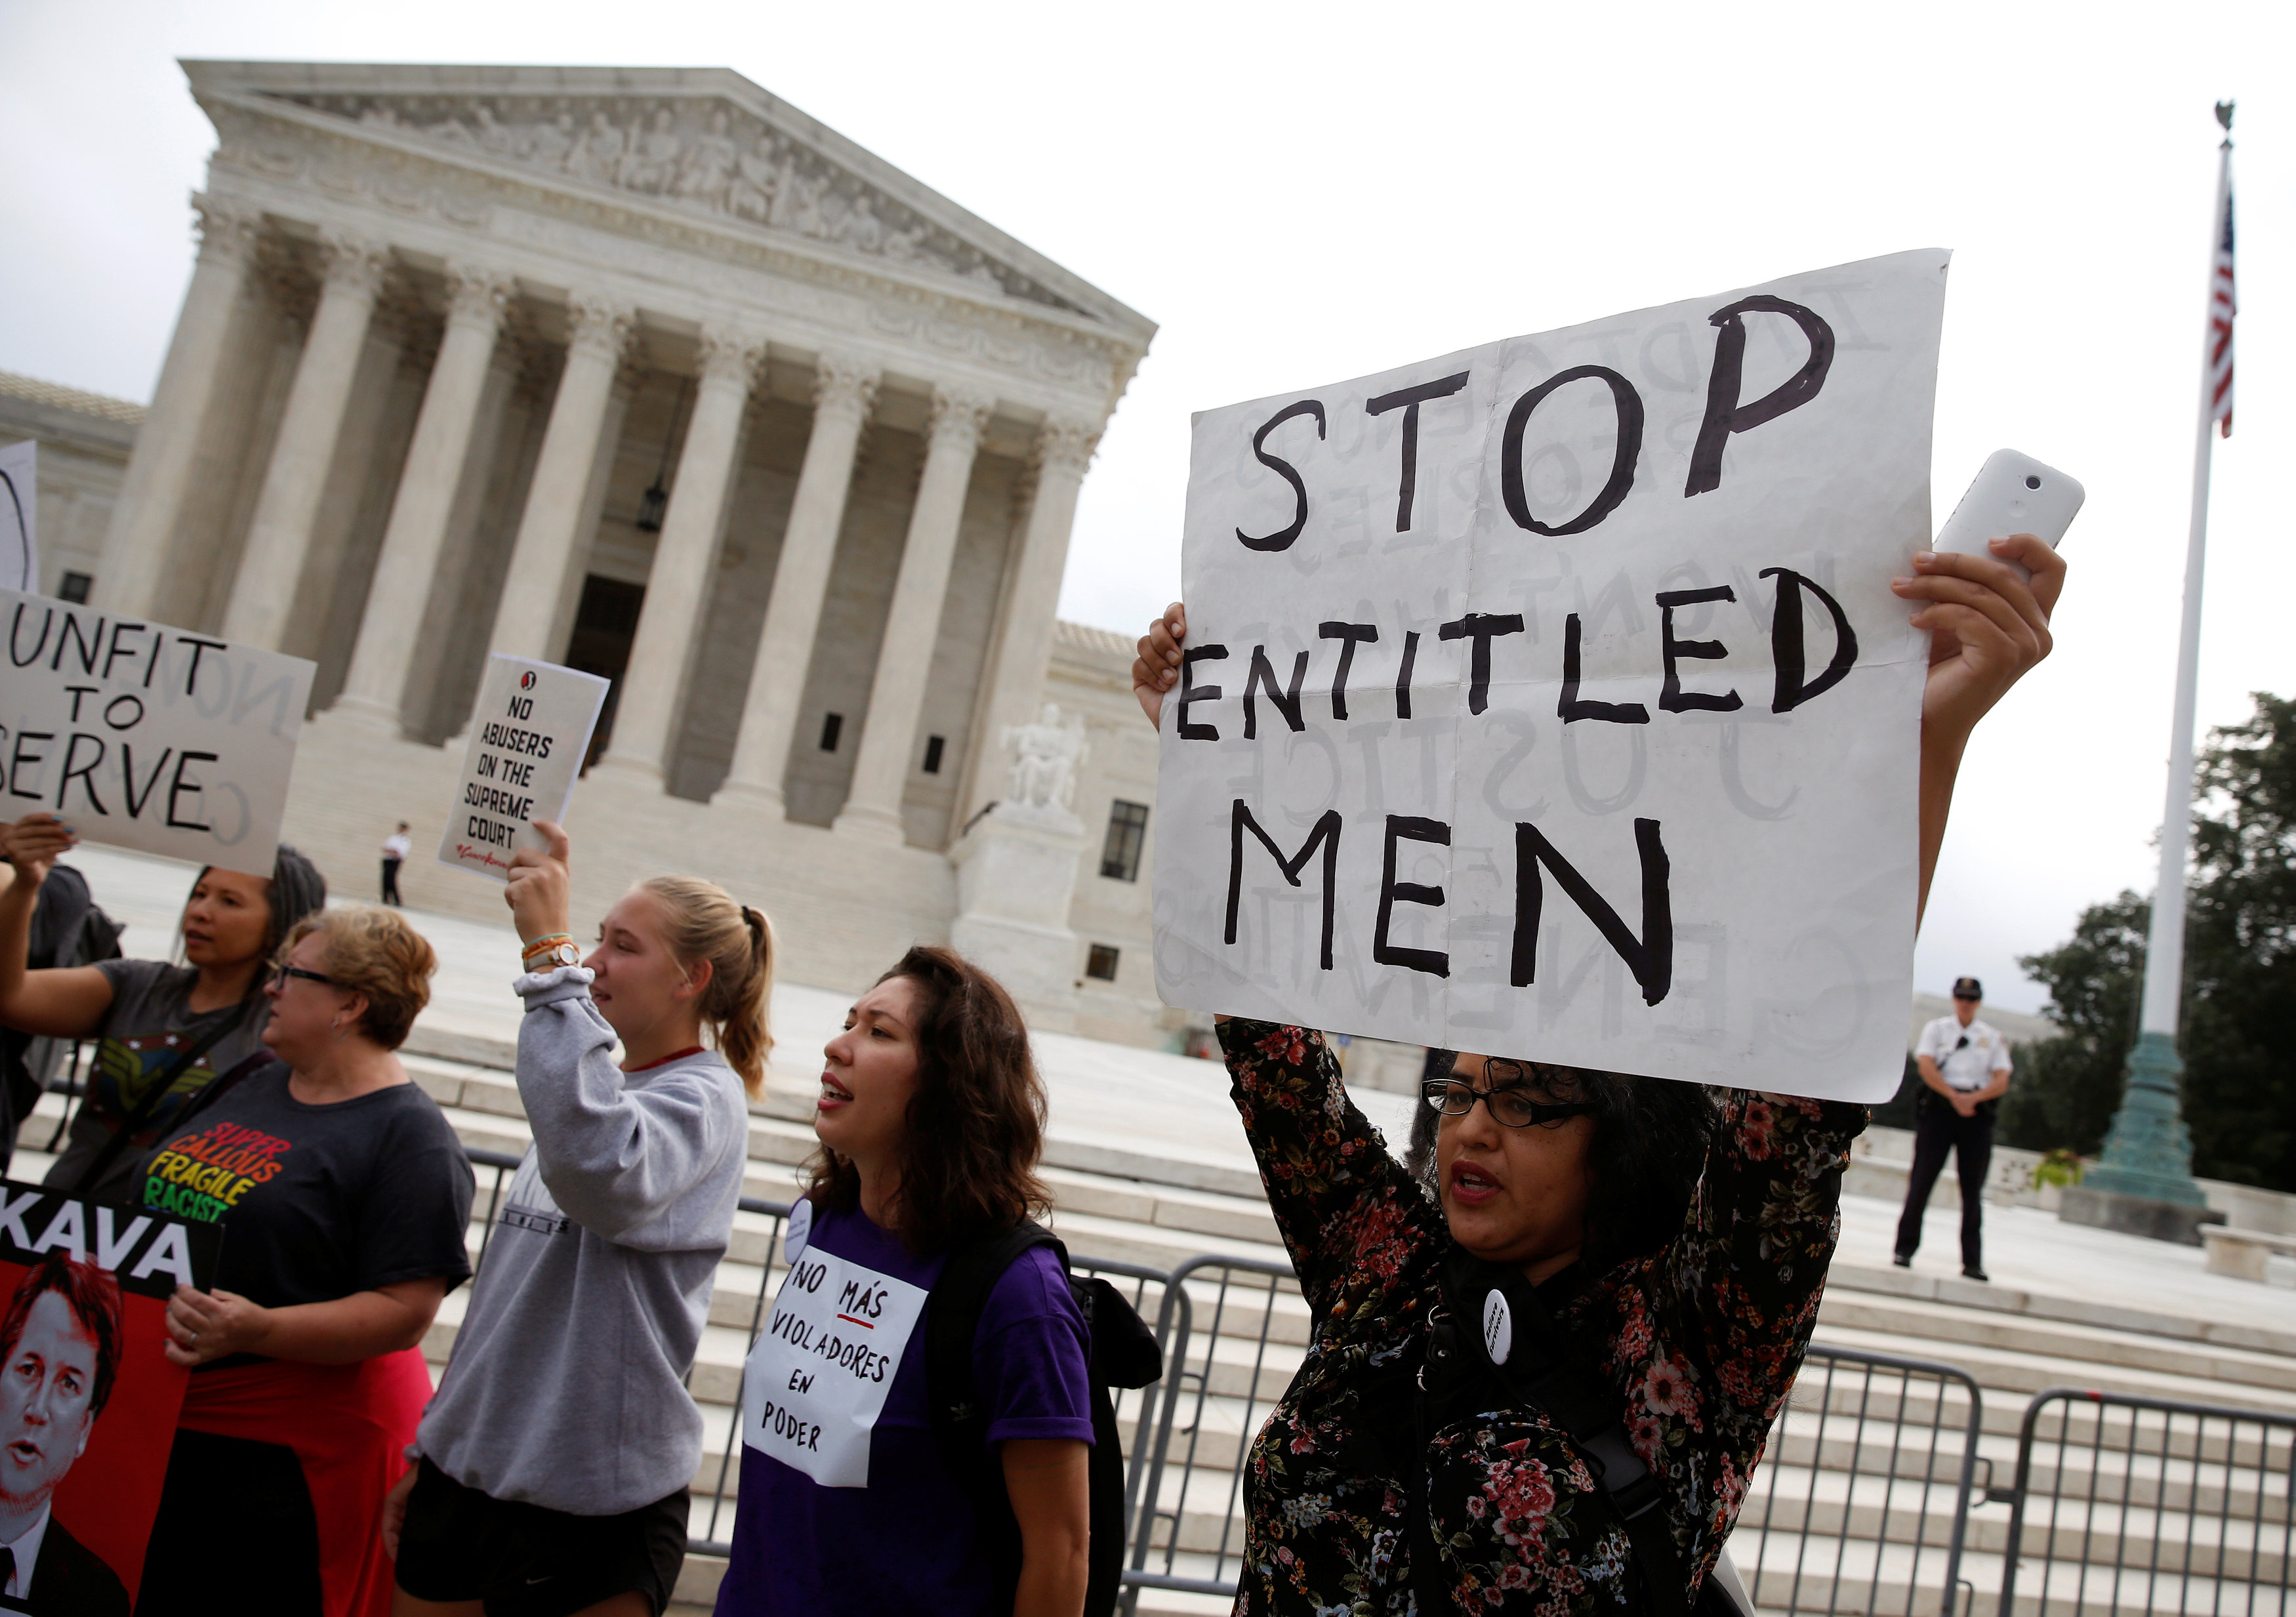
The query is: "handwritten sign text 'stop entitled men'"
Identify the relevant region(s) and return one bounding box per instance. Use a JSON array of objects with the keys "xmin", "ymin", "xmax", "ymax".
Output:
[
  {"xmin": 1, "ymin": 589, "xmax": 314, "ymax": 872},
  {"xmin": 1153, "ymin": 252, "xmax": 1949, "ymax": 1103},
  {"xmin": 438, "ymin": 655, "xmax": 609, "ymax": 880}
]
